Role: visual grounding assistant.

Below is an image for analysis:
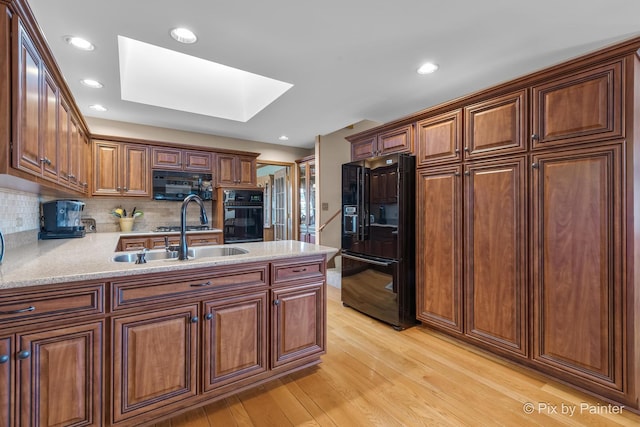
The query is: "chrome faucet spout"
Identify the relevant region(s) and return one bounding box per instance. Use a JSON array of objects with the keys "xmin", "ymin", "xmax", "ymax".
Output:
[{"xmin": 179, "ymin": 194, "xmax": 209, "ymax": 260}]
